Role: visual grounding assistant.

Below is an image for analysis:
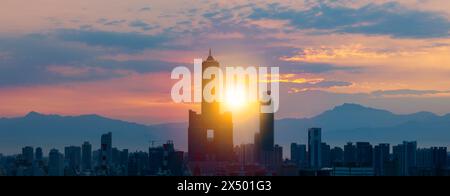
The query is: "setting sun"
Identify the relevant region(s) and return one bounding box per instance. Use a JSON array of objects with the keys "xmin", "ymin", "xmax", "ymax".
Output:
[{"xmin": 225, "ymin": 85, "xmax": 247, "ymax": 110}]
